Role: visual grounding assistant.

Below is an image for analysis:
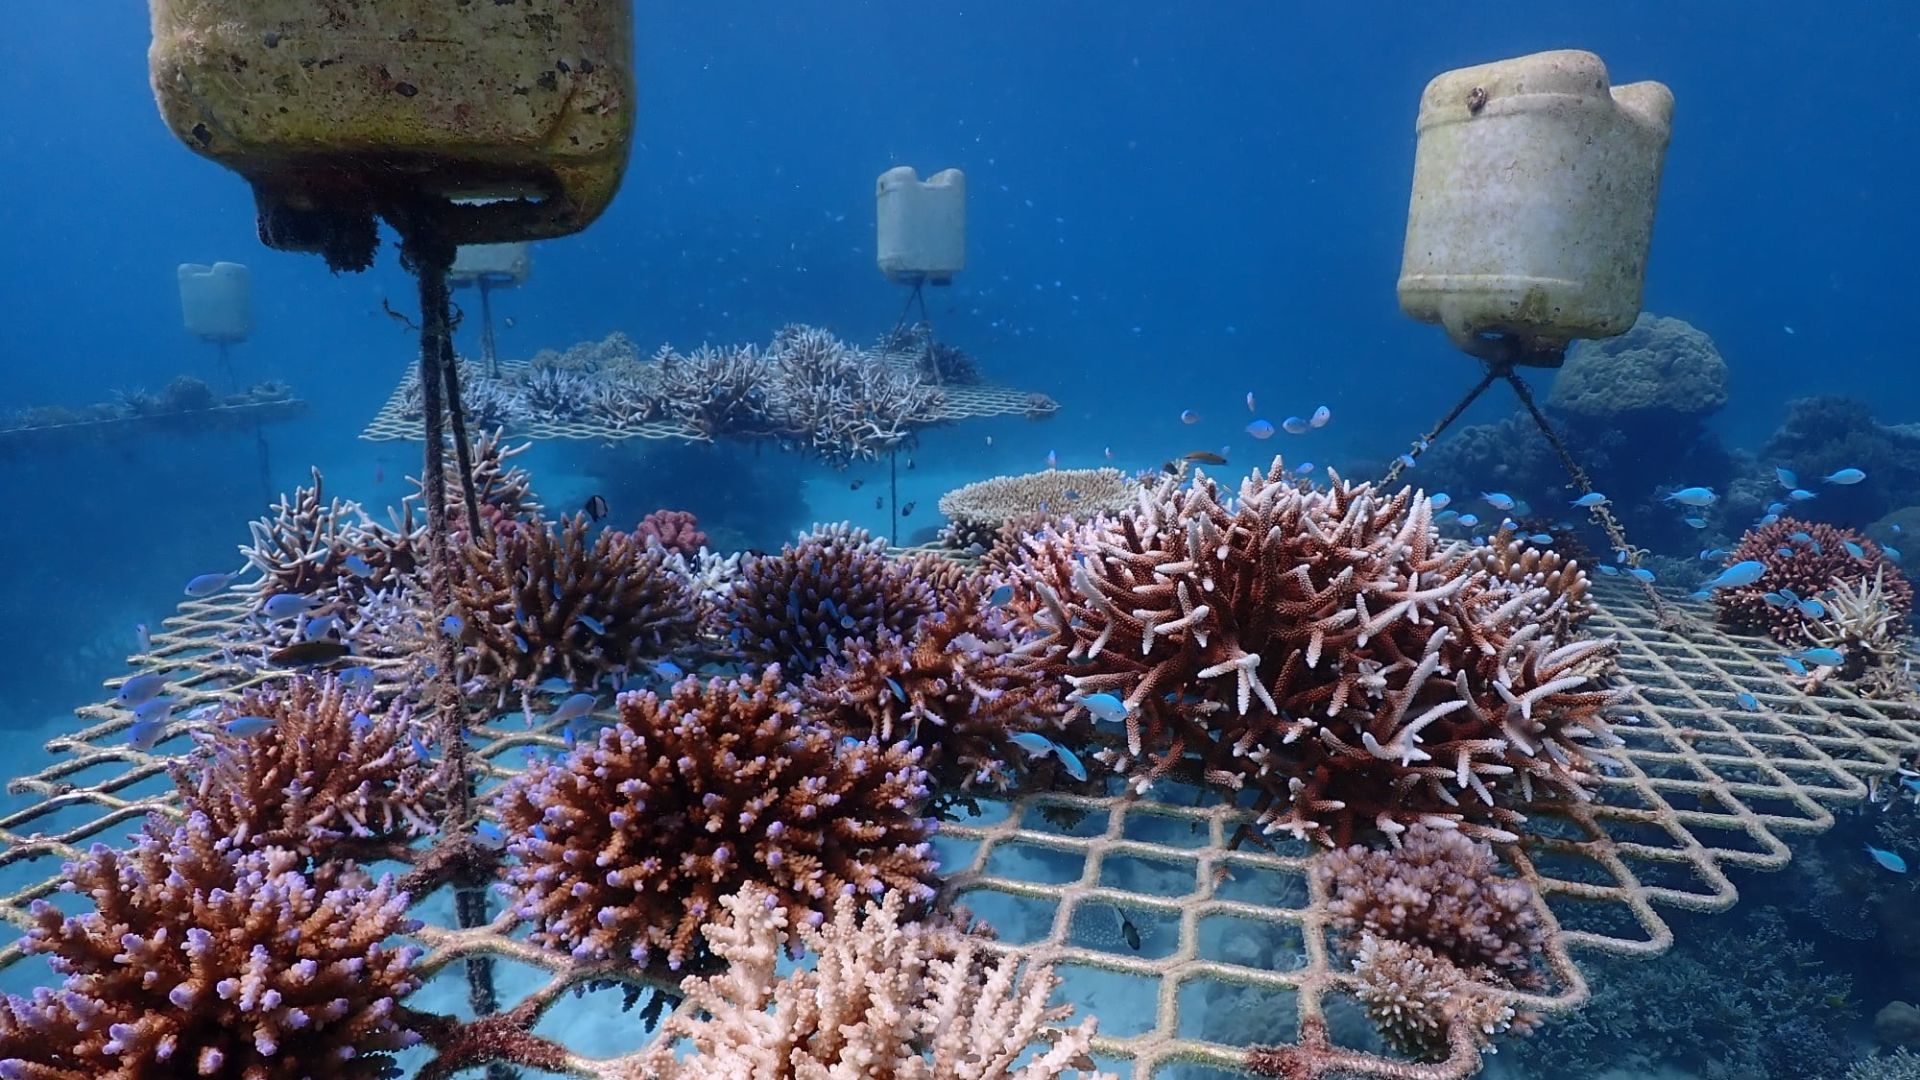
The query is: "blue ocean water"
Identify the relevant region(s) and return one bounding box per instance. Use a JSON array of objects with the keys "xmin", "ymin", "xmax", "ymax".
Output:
[{"xmin": 0, "ymin": 4, "xmax": 1917, "ymax": 1078}]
